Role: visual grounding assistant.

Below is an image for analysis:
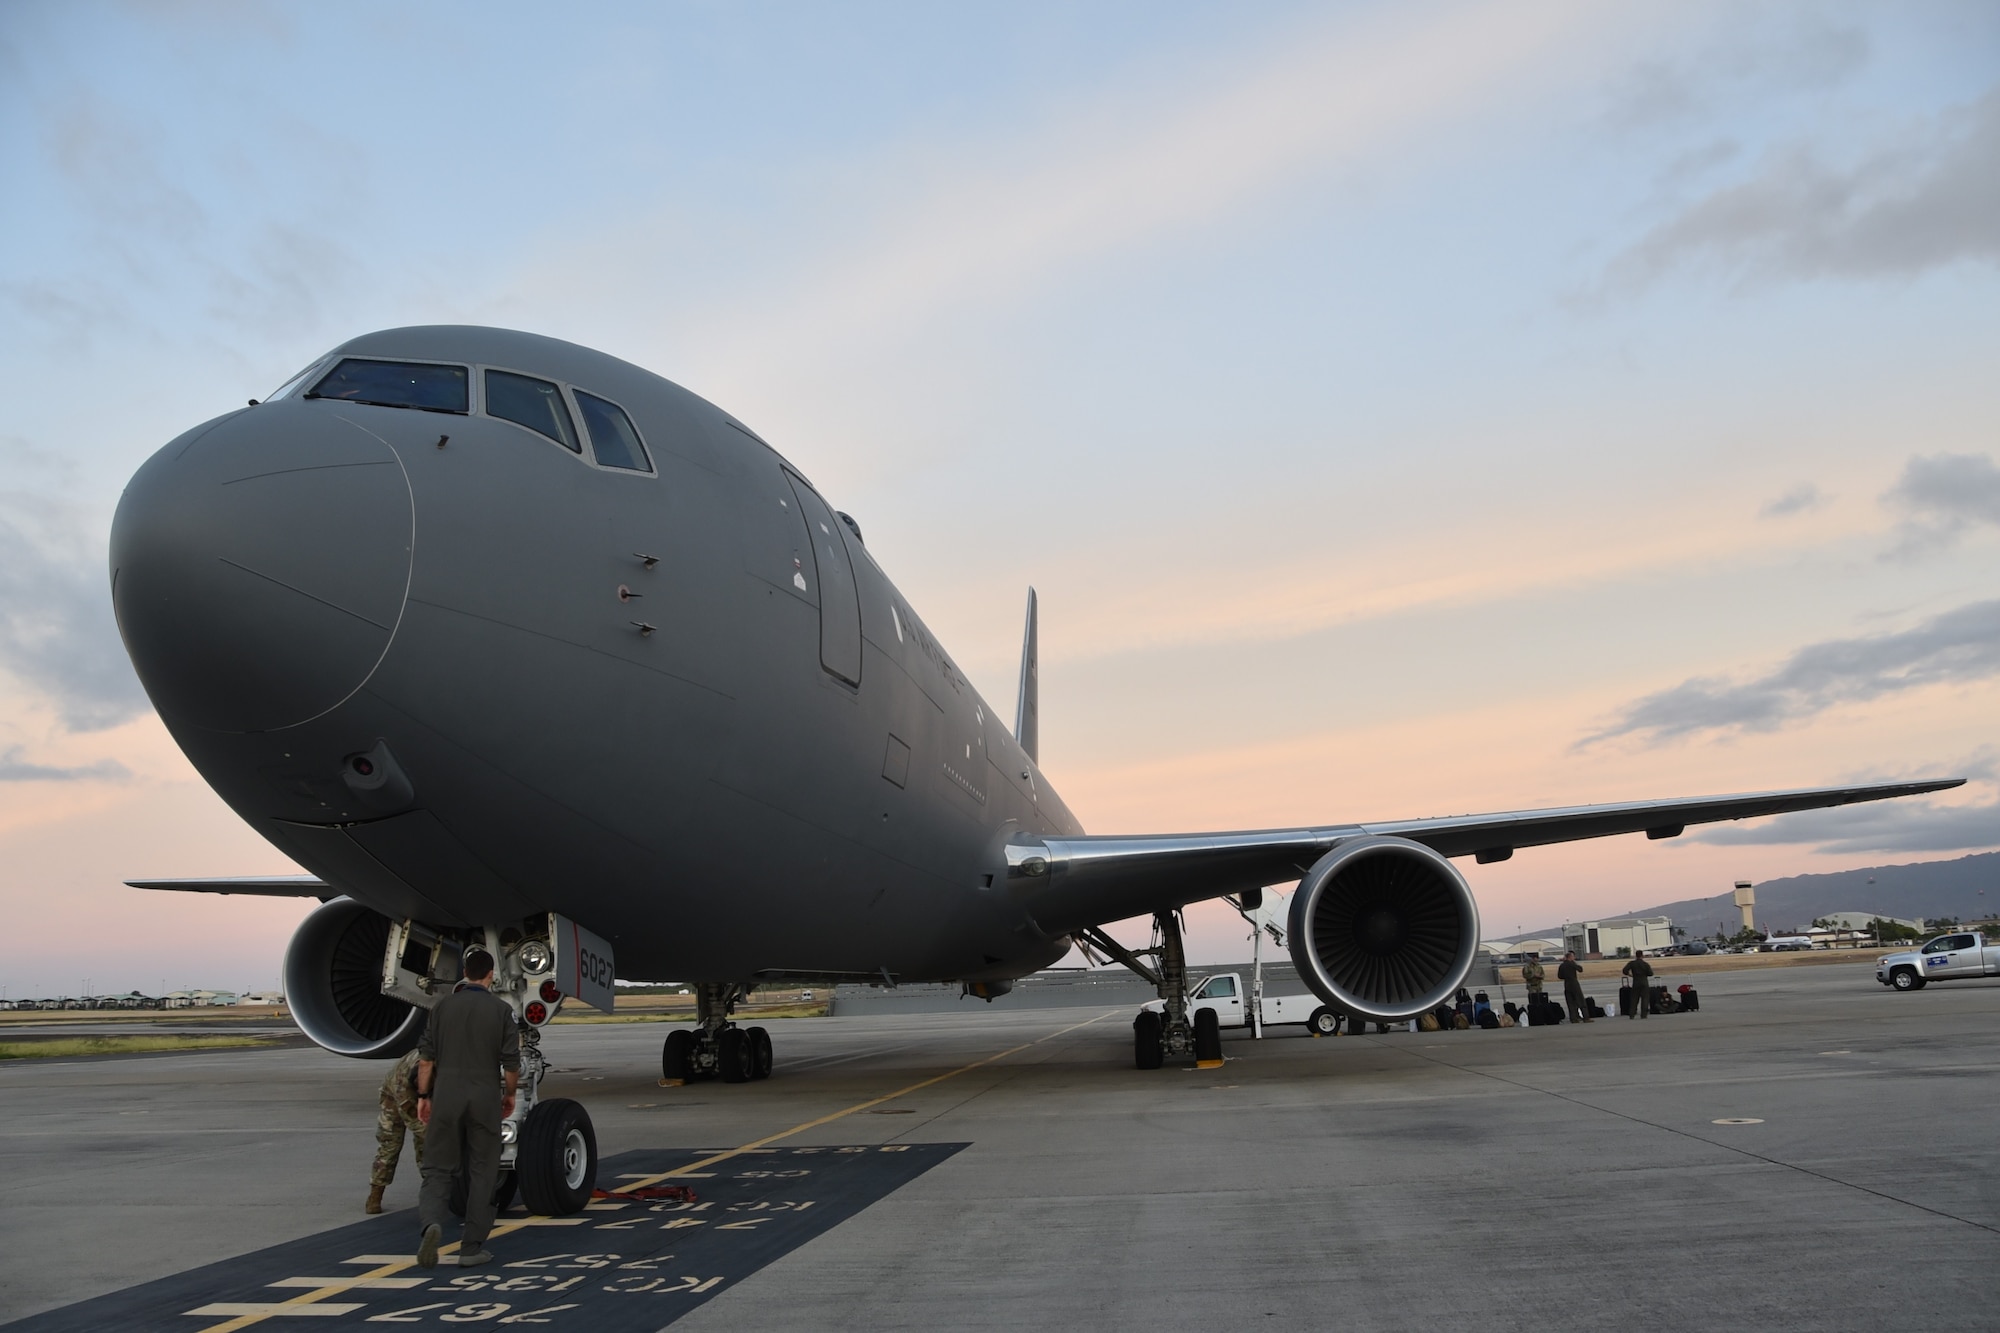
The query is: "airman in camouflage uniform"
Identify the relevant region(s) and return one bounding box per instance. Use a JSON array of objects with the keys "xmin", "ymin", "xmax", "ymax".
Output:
[
  {"xmin": 366, "ymin": 1048, "xmax": 426, "ymax": 1214},
  {"xmin": 1521, "ymin": 954, "xmax": 1547, "ymax": 996}
]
